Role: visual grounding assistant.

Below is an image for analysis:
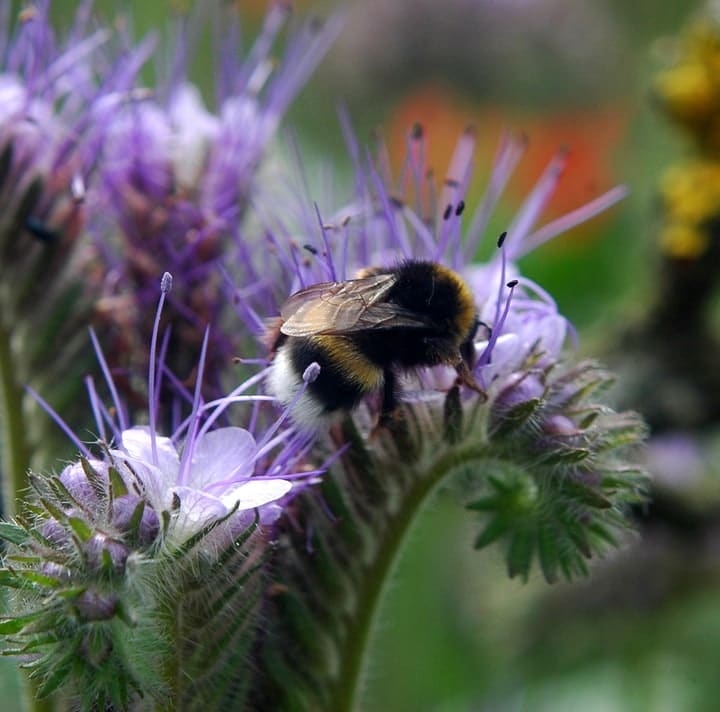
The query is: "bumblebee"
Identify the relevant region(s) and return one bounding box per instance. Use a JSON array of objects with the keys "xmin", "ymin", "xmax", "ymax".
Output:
[{"xmin": 266, "ymin": 260, "xmax": 482, "ymax": 431}]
